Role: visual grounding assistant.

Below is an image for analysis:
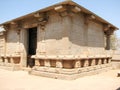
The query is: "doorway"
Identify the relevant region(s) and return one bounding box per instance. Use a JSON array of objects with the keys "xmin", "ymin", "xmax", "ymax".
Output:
[{"xmin": 27, "ymin": 27, "xmax": 37, "ymax": 67}]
